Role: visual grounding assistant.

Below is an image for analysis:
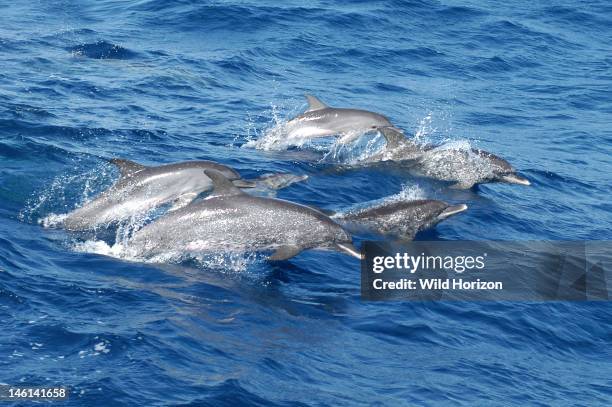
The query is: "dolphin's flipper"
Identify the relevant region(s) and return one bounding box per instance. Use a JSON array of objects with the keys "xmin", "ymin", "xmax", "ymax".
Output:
[
  {"xmin": 110, "ymin": 158, "xmax": 147, "ymax": 177},
  {"xmin": 269, "ymin": 245, "xmax": 304, "ymax": 261},
  {"xmin": 232, "ymin": 179, "xmax": 257, "ymax": 188},
  {"xmin": 204, "ymin": 169, "xmax": 244, "ymax": 197},
  {"xmin": 378, "ymin": 127, "xmax": 407, "ymax": 149},
  {"xmin": 305, "ymin": 94, "xmax": 328, "ymax": 112}
]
